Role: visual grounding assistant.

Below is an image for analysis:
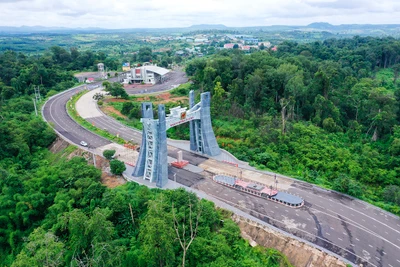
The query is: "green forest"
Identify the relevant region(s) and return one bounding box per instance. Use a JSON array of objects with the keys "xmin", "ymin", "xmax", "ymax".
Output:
[
  {"xmin": 182, "ymin": 36, "xmax": 400, "ymax": 214},
  {"xmin": 0, "ymin": 48, "xmax": 292, "ymax": 266}
]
